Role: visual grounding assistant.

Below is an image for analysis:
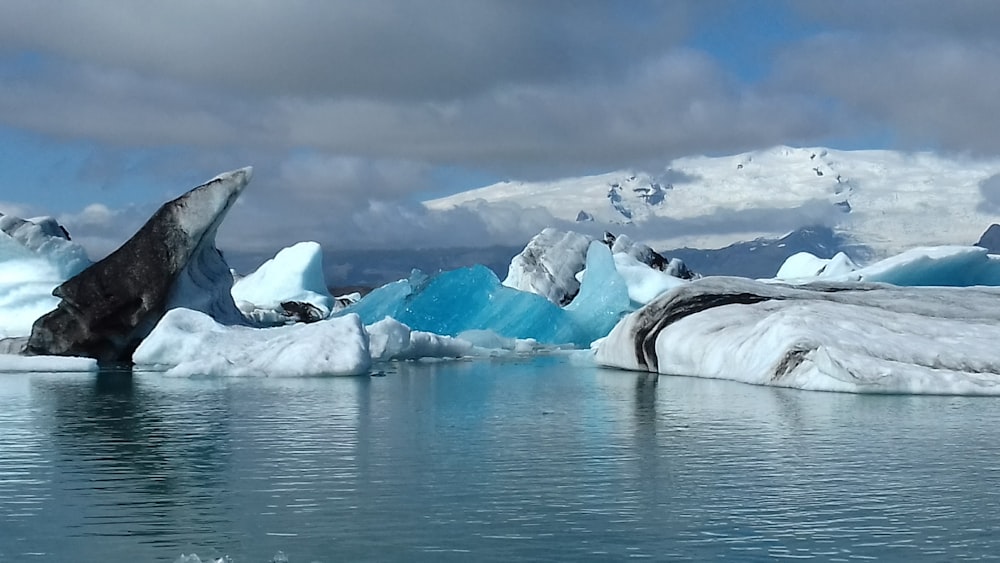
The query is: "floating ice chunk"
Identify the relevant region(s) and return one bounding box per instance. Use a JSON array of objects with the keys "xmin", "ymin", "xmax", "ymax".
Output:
[
  {"xmin": 342, "ymin": 244, "xmax": 635, "ymax": 347},
  {"xmin": 851, "ymin": 246, "xmax": 1000, "ymax": 286},
  {"xmin": 0, "ymin": 353, "xmax": 98, "ymax": 373},
  {"xmin": 774, "ymin": 251, "xmax": 859, "ymax": 280},
  {"xmin": 343, "ymin": 266, "xmax": 576, "ymax": 342},
  {"xmin": 772, "ymin": 246, "xmax": 1000, "ymax": 286},
  {"xmin": 133, "ymin": 308, "xmax": 370, "ymax": 377},
  {"xmin": 597, "ymin": 276, "xmax": 1000, "ymax": 395},
  {"xmin": 367, "ymin": 317, "xmax": 472, "ymax": 361},
  {"xmin": 231, "ymin": 241, "xmax": 335, "ymax": 321},
  {"xmin": 457, "ymin": 330, "xmax": 545, "ymax": 353}
]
